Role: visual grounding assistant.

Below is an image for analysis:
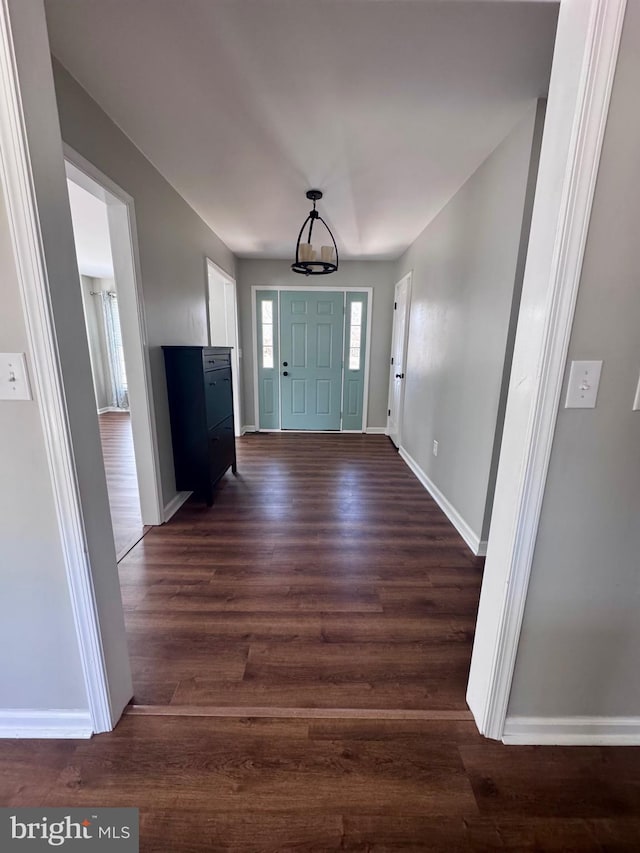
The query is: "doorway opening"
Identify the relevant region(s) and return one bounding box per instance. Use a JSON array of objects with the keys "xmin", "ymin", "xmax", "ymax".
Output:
[
  {"xmin": 253, "ymin": 286, "xmax": 372, "ymax": 432},
  {"xmin": 65, "ymin": 151, "xmax": 163, "ymax": 559},
  {"xmin": 387, "ymin": 272, "xmax": 412, "ymax": 449},
  {"xmin": 1, "ymin": 0, "xmax": 618, "ymax": 740},
  {"xmin": 207, "ymin": 259, "xmax": 241, "ymax": 436}
]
